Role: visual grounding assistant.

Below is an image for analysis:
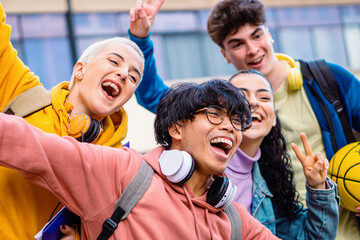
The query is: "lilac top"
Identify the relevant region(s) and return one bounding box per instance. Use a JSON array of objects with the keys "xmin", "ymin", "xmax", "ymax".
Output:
[{"xmin": 226, "ymin": 148, "xmax": 261, "ymax": 213}]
